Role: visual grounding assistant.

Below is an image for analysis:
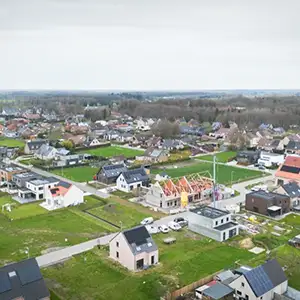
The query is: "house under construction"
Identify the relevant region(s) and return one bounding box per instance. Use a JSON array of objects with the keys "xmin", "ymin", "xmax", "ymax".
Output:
[{"xmin": 145, "ymin": 172, "xmax": 214, "ymax": 210}]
